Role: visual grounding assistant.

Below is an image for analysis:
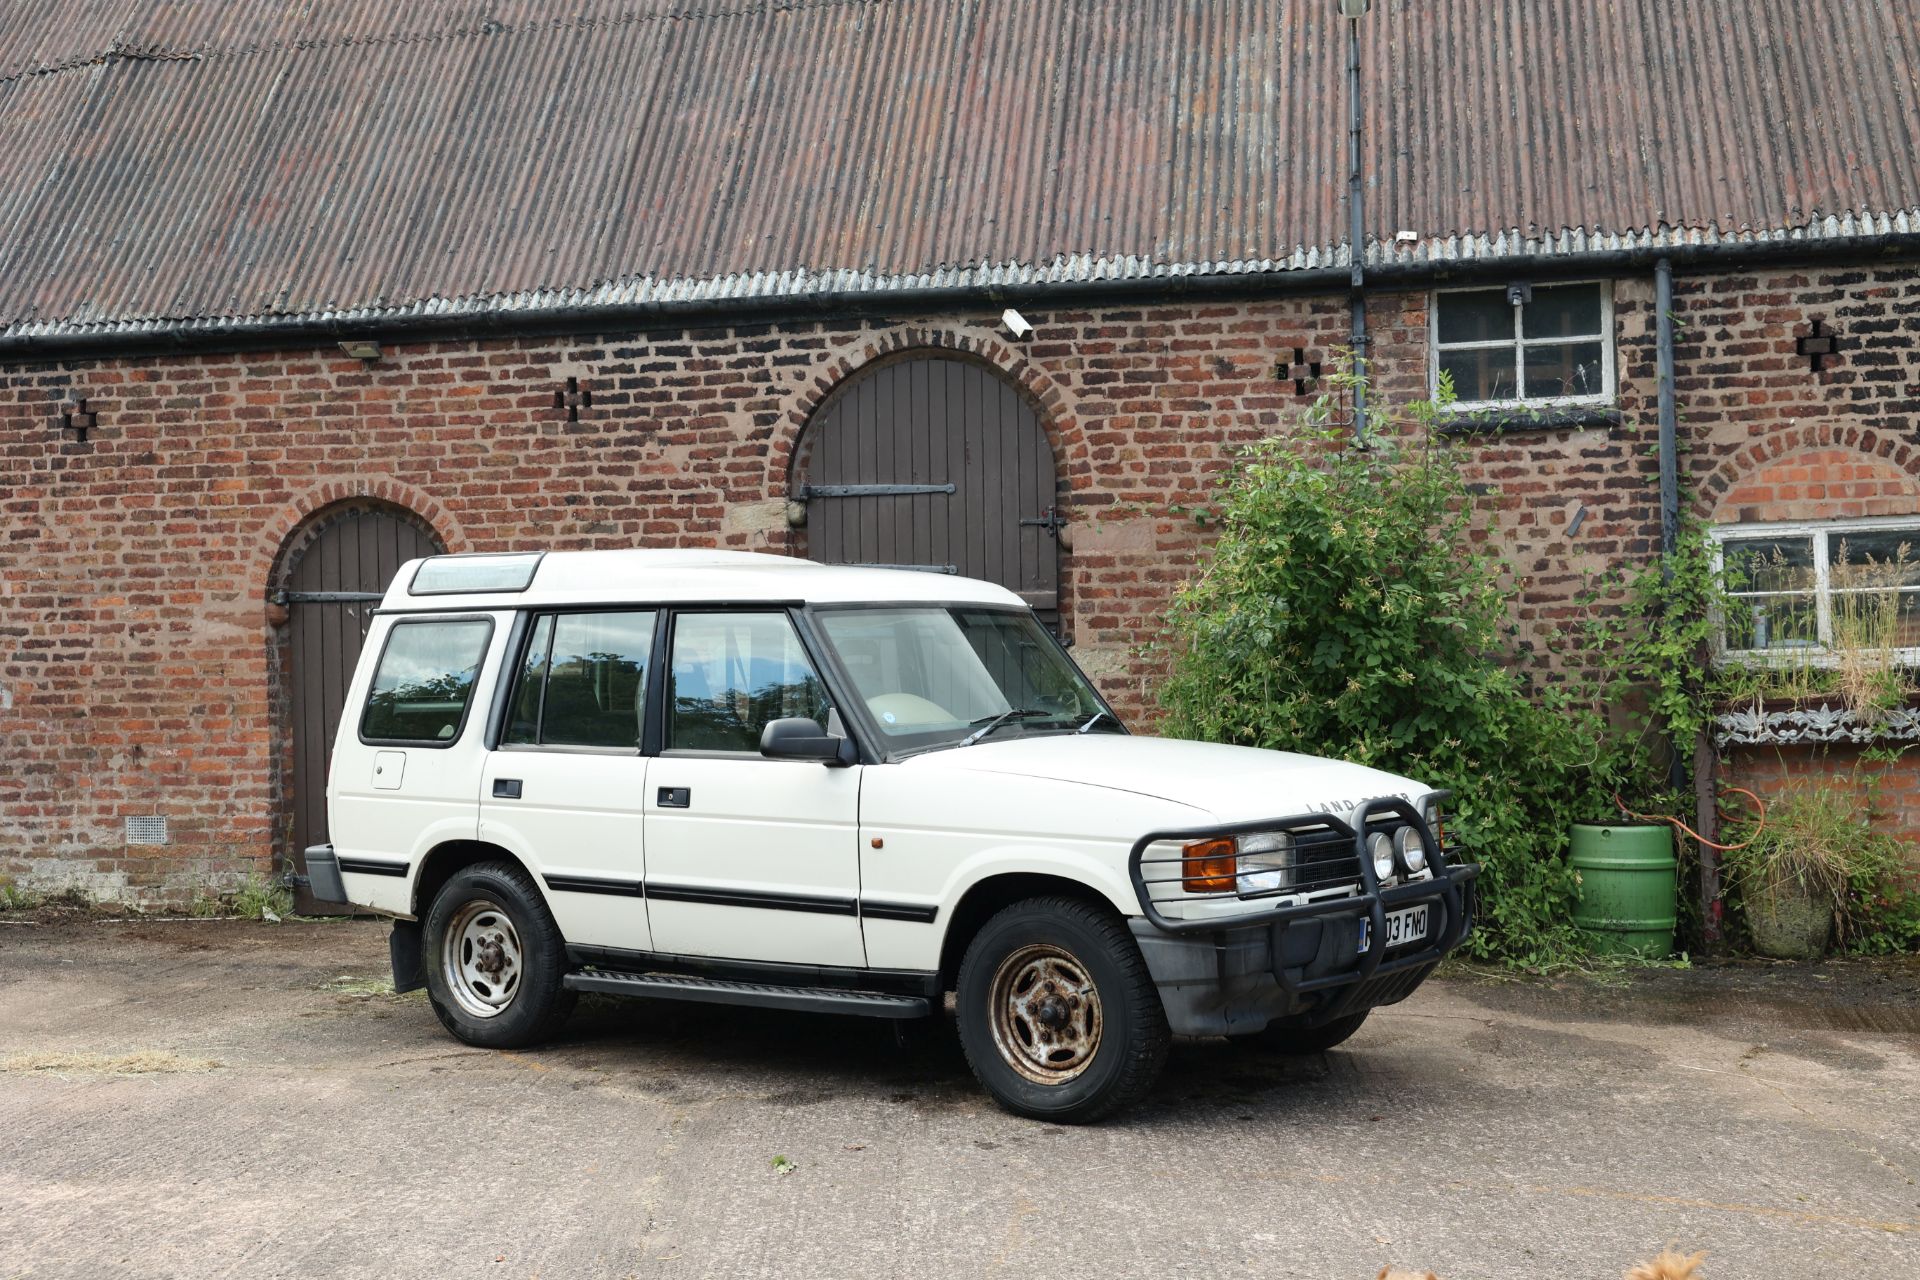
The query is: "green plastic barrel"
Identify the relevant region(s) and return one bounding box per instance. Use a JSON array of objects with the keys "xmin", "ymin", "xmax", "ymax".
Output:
[{"xmin": 1569, "ymin": 824, "xmax": 1677, "ymax": 957}]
